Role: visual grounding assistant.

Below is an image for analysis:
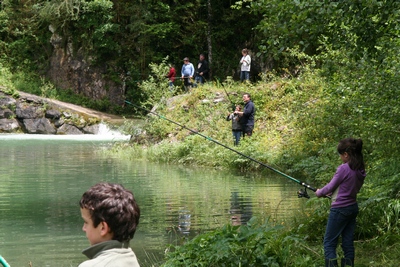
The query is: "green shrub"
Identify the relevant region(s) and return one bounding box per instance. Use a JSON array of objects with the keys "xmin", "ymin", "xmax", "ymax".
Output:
[
  {"xmin": 116, "ymin": 50, "xmax": 400, "ymax": 265},
  {"xmin": 162, "ymin": 217, "xmax": 320, "ymax": 267},
  {"xmin": 39, "ymin": 77, "xmax": 58, "ymax": 98},
  {"xmin": 0, "ymin": 64, "xmax": 17, "ymax": 95}
]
